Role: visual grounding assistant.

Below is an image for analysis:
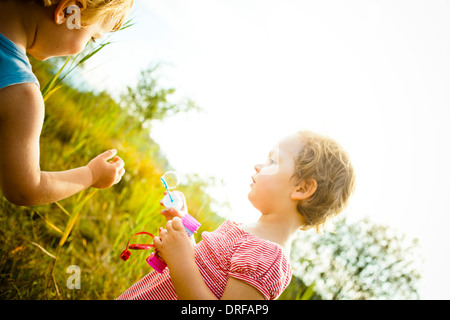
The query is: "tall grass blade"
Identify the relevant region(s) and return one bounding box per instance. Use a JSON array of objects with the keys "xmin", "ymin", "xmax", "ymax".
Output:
[
  {"xmin": 58, "ymin": 211, "xmax": 80, "ymax": 248},
  {"xmin": 120, "ymin": 19, "xmax": 135, "ymax": 31},
  {"xmin": 31, "ymin": 242, "xmax": 56, "ymax": 260},
  {"xmin": 41, "ymin": 35, "xmax": 116, "ymax": 102},
  {"xmin": 41, "ymin": 56, "xmax": 71, "ymax": 100},
  {"xmin": 75, "ymin": 189, "xmax": 98, "ymax": 207},
  {"xmin": 43, "ymin": 86, "xmax": 63, "ymax": 103},
  {"xmin": 56, "ymin": 190, "xmax": 98, "ymax": 249},
  {"xmin": 55, "ymin": 201, "xmax": 71, "ymax": 217},
  {"xmin": 33, "ymin": 210, "xmax": 64, "ymax": 234},
  {"xmin": 78, "ymin": 42, "xmax": 111, "ymax": 65}
]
